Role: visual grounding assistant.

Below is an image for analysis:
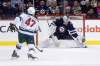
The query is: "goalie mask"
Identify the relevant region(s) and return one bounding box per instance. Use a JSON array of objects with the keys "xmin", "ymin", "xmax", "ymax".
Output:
[
  {"xmin": 63, "ymin": 16, "xmax": 70, "ymax": 25},
  {"xmin": 27, "ymin": 7, "xmax": 35, "ymax": 15}
]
